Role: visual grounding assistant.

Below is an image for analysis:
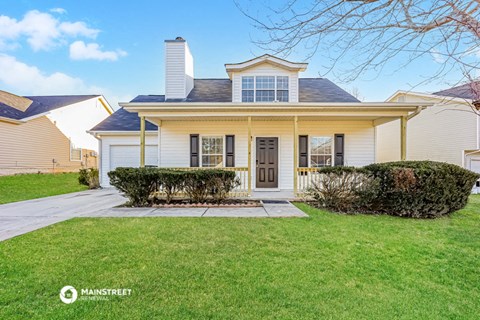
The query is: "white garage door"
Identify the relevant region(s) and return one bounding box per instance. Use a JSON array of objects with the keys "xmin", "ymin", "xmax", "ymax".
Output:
[
  {"xmin": 470, "ymin": 159, "xmax": 480, "ymax": 174},
  {"xmin": 110, "ymin": 145, "xmax": 158, "ymax": 169}
]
